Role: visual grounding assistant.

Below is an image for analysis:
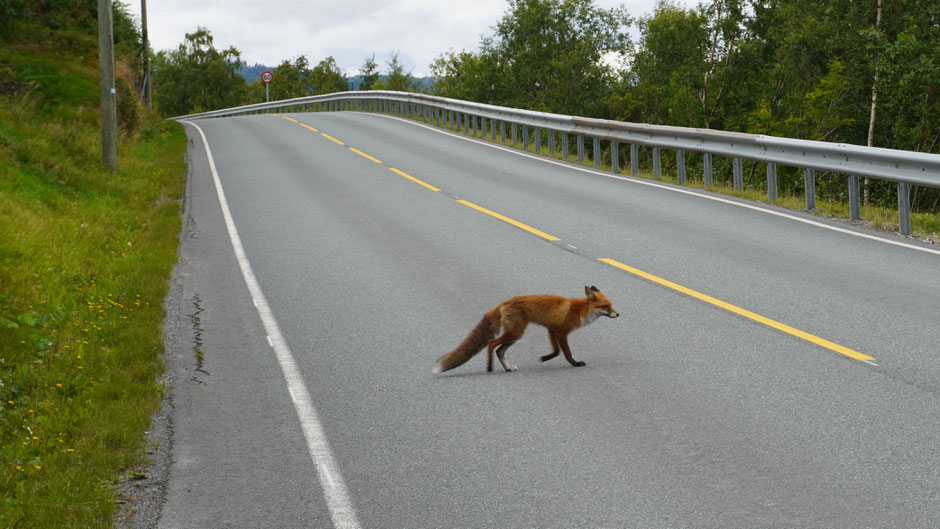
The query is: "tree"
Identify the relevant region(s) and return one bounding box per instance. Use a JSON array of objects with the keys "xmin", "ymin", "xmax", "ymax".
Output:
[
  {"xmin": 488, "ymin": 0, "xmax": 631, "ymax": 116},
  {"xmin": 152, "ymin": 27, "xmax": 246, "ymax": 115},
  {"xmin": 358, "ymin": 54, "xmax": 379, "ymax": 90},
  {"xmin": 383, "ymin": 52, "xmax": 419, "ymax": 92},
  {"xmin": 431, "ymin": 45, "xmax": 504, "ymax": 103},
  {"xmin": 430, "ymin": 0, "xmax": 631, "ymax": 114},
  {"xmin": 270, "ymin": 56, "xmax": 313, "ymax": 100},
  {"xmin": 617, "ymin": 2, "xmax": 710, "ymax": 126},
  {"xmin": 309, "ymin": 56, "xmax": 348, "ymax": 94}
]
